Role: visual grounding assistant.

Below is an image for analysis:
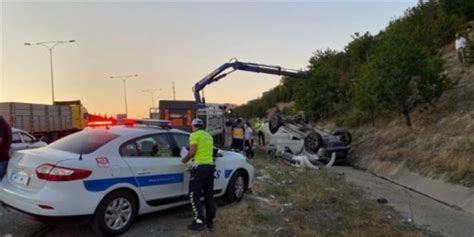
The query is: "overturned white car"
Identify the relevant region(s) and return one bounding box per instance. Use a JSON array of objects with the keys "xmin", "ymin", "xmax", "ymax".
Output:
[{"xmin": 265, "ymin": 113, "xmax": 352, "ymax": 168}]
